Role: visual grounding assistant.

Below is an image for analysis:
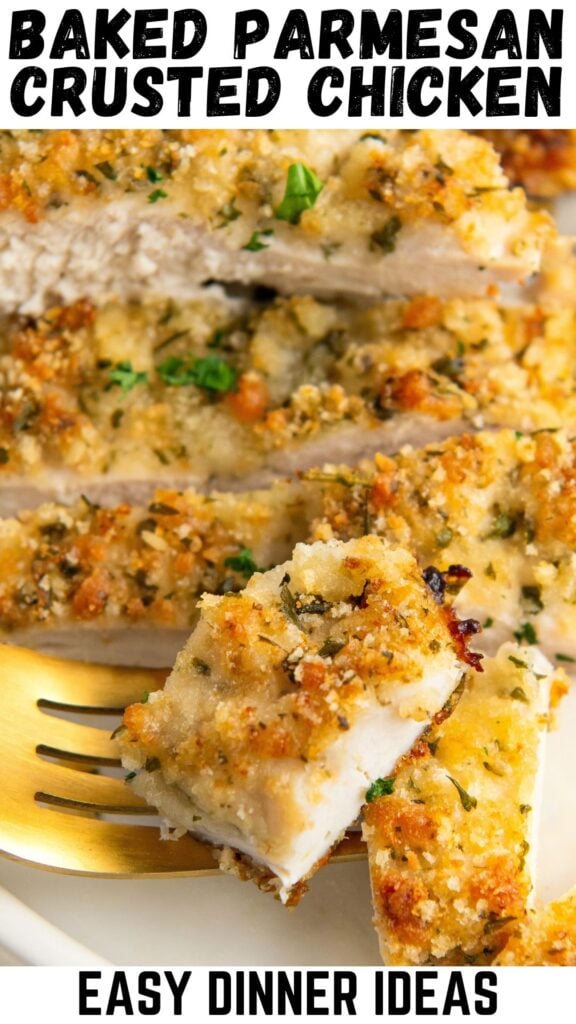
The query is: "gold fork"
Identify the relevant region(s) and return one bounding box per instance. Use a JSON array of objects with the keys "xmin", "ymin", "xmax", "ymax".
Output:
[{"xmin": 0, "ymin": 644, "xmax": 365, "ymax": 877}]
